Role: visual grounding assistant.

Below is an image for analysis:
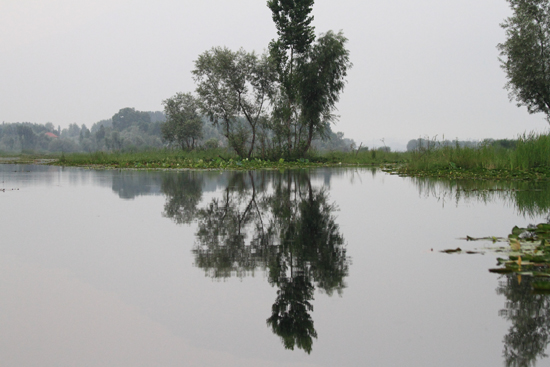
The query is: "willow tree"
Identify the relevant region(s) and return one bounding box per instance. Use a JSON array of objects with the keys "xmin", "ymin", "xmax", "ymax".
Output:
[
  {"xmin": 268, "ymin": 0, "xmax": 352, "ymax": 157},
  {"xmin": 161, "ymin": 92, "xmax": 203, "ymax": 150},
  {"xmin": 193, "ymin": 48, "xmax": 276, "ymax": 158},
  {"xmin": 498, "ymin": 0, "xmax": 550, "ymax": 120}
]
